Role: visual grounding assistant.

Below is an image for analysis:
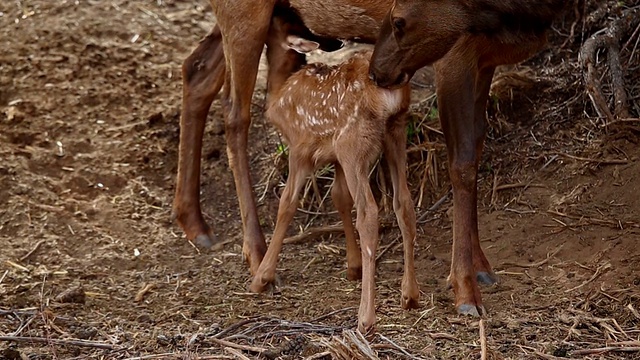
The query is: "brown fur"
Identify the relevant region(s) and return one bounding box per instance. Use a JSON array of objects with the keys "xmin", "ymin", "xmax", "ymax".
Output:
[
  {"xmin": 252, "ymin": 27, "xmax": 419, "ymax": 327},
  {"xmin": 369, "ymin": 0, "xmax": 565, "ymax": 317},
  {"xmin": 172, "ymin": 0, "xmax": 565, "ymax": 332}
]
